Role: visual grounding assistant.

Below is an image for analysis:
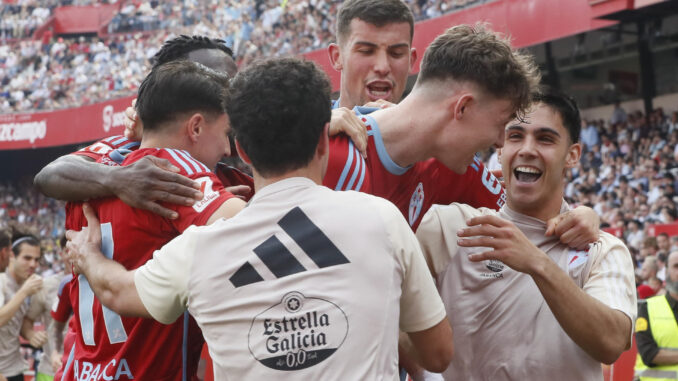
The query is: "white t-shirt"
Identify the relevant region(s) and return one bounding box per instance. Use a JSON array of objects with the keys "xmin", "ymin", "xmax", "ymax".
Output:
[
  {"xmin": 135, "ymin": 177, "xmax": 446, "ymax": 380},
  {"xmin": 416, "ymin": 202, "xmax": 637, "ymax": 381},
  {"xmin": 0, "ymin": 272, "xmax": 30, "ymax": 377}
]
